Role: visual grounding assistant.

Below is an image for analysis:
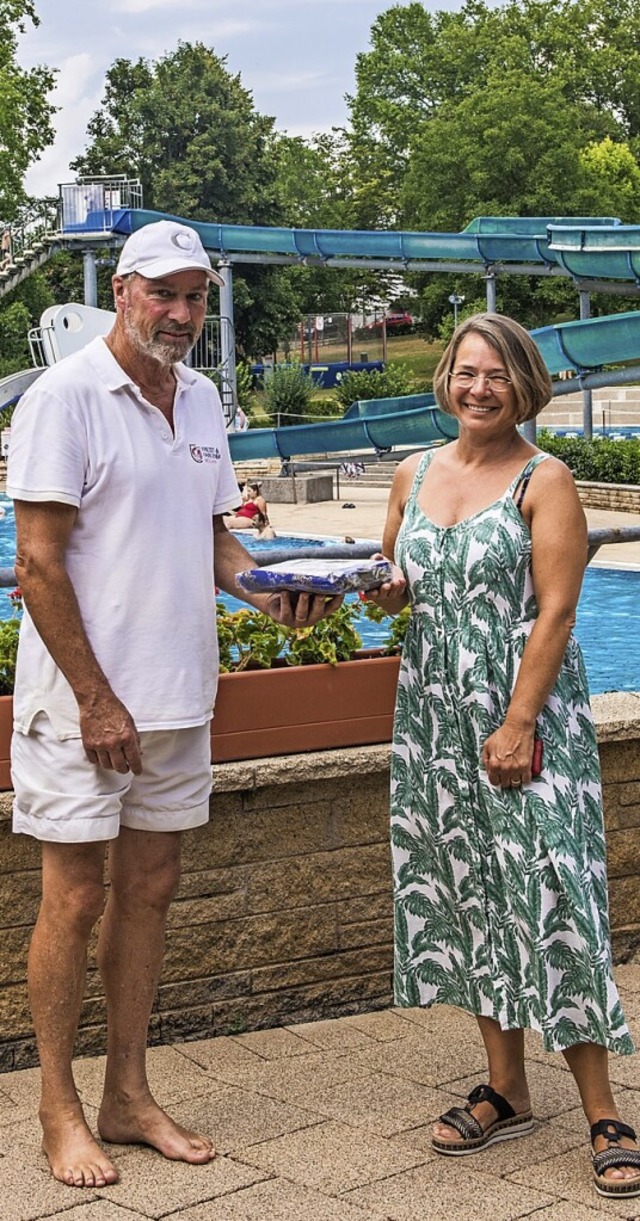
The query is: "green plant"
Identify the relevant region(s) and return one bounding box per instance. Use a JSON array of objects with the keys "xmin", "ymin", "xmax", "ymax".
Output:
[
  {"xmin": 333, "ymin": 362, "xmax": 414, "ymax": 411},
  {"xmin": 216, "ymin": 596, "xmax": 408, "ymax": 672},
  {"xmin": 536, "ymin": 432, "xmax": 640, "ymax": 484},
  {"xmin": 216, "ymin": 605, "xmax": 287, "ymax": 672},
  {"xmin": 0, "ymin": 613, "xmax": 20, "ymax": 696},
  {"xmin": 360, "ymin": 600, "xmax": 410, "ymax": 653},
  {"xmin": 262, "ymin": 362, "xmax": 314, "ymax": 425},
  {"xmin": 306, "ymin": 396, "xmax": 342, "ymax": 420},
  {"xmin": 235, "ymin": 360, "xmax": 254, "ymax": 413},
  {"xmin": 286, "ymin": 603, "xmax": 362, "ymax": 666}
]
